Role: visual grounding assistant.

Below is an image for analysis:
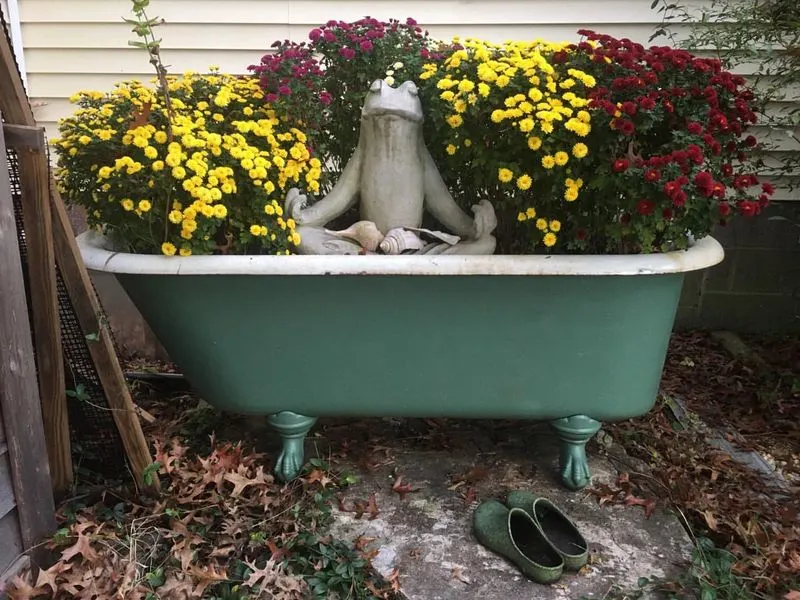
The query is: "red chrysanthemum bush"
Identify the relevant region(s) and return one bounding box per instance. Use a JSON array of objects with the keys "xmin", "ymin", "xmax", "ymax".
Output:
[{"xmin": 561, "ymin": 30, "xmax": 774, "ymax": 253}]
